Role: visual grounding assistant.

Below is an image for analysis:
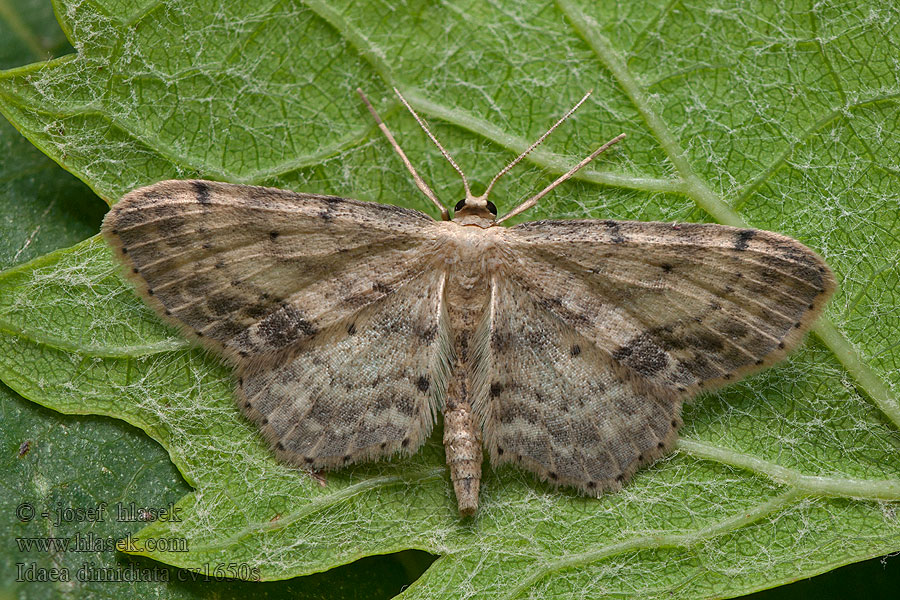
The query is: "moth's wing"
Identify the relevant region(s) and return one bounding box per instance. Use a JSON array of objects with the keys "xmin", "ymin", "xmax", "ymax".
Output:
[
  {"xmin": 500, "ymin": 220, "xmax": 835, "ymax": 393},
  {"xmin": 474, "ymin": 275, "xmax": 681, "ymax": 493},
  {"xmin": 103, "ymin": 179, "xmax": 451, "ymax": 463},
  {"xmin": 102, "ymin": 180, "xmax": 443, "ymax": 362},
  {"xmin": 240, "ymin": 267, "xmax": 451, "ymax": 468},
  {"xmin": 476, "ymin": 220, "xmax": 835, "ymax": 493}
]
